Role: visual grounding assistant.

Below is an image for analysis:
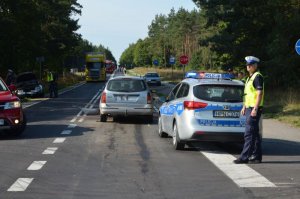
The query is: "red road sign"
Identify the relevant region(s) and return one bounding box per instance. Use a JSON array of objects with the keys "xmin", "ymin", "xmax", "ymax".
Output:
[{"xmin": 179, "ymin": 55, "xmax": 189, "ymax": 65}]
